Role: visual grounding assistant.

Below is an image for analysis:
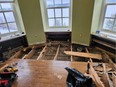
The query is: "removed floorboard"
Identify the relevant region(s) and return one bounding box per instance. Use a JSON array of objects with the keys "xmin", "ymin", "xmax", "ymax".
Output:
[{"xmin": 64, "ymin": 51, "xmax": 102, "ymax": 60}]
